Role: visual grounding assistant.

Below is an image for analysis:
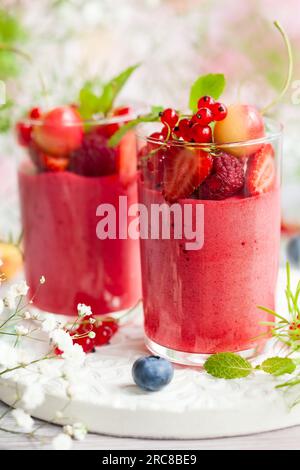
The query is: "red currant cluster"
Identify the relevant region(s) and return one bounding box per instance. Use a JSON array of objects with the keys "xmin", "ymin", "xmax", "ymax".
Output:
[
  {"xmin": 16, "ymin": 107, "xmax": 42, "ymax": 147},
  {"xmin": 55, "ymin": 317, "xmax": 119, "ymax": 354},
  {"xmin": 150, "ymin": 96, "xmax": 227, "ymax": 145}
]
